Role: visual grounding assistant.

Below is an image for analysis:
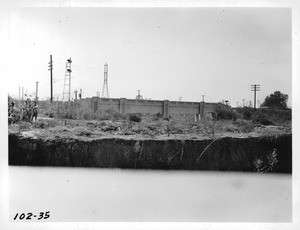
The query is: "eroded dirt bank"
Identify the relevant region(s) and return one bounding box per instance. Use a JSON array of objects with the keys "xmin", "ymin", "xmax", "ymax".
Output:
[{"xmin": 9, "ymin": 132, "xmax": 292, "ymax": 173}]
